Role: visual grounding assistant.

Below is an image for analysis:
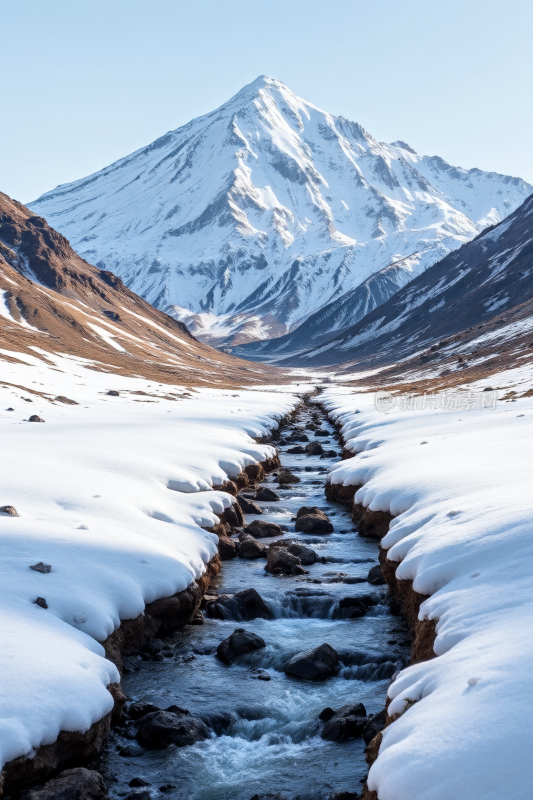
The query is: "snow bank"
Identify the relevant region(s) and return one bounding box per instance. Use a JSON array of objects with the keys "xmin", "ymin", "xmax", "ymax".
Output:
[
  {"xmin": 321, "ymin": 386, "xmax": 533, "ymax": 800},
  {"xmin": 0, "ymin": 350, "xmax": 297, "ymax": 769}
]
